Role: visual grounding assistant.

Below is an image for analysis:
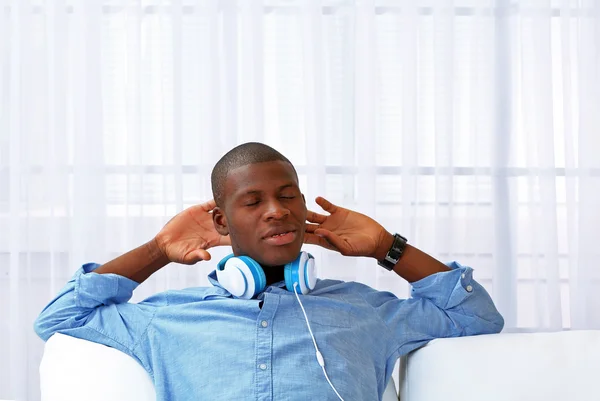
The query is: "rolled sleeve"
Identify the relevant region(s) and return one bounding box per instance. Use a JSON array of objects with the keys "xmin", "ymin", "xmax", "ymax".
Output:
[
  {"xmin": 34, "ymin": 263, "xmax": 163, "ymax": 374},
  {"xmin": 74, "ymin": 263, "xmax": 140, "ymax": 308},
  {"xmin": 411, "ymin": 262, "xmax": 475, "ymax": 309},
  {"xmin": 362, "ymin": 262, "xmax": 504, "ymax": 358}
]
